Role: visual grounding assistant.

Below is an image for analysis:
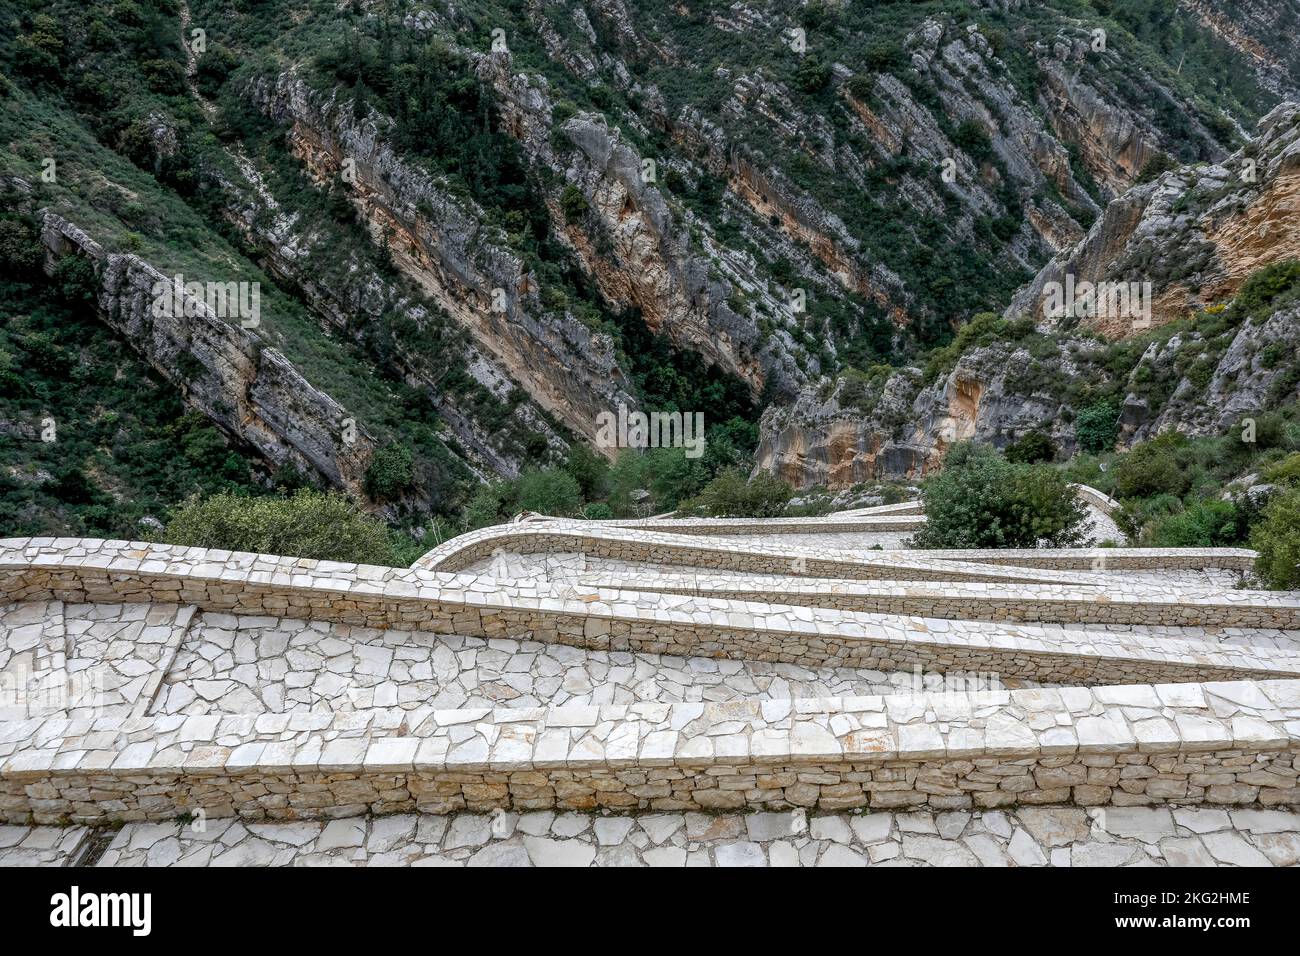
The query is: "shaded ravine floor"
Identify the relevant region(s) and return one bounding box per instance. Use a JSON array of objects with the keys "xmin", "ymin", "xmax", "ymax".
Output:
[{"xmin": 4, "ymin": 807, "xmax": 1297, "ymax": 867}]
